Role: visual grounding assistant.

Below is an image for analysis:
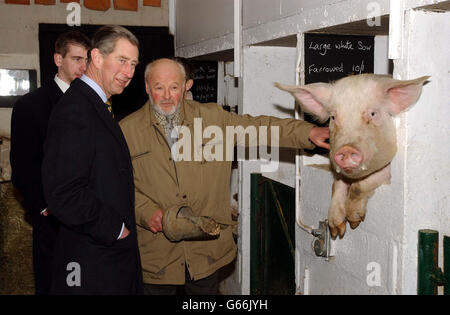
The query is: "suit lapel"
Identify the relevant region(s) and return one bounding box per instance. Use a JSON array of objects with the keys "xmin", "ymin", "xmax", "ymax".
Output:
[
  {"xmin": 72, "ymin": 79, "xmax": 135, "ymax": 205},
  {"xmin": 72, "ymin": 79, "xmax": 131, "ymax": 160}
]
